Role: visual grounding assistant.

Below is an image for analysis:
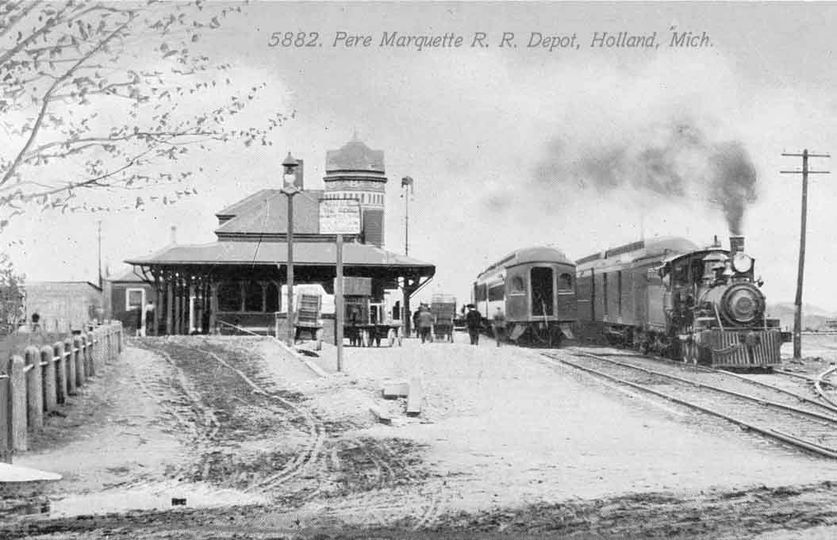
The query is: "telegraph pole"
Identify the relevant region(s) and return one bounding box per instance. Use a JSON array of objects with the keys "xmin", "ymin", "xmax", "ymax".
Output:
[
  {"xmin": 781, "ymin": 149, "xmax": 830, "ymax": 360},
  {"xmin": 97, "ymin": 220, "xmax": 103, "ymax": 289}
]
